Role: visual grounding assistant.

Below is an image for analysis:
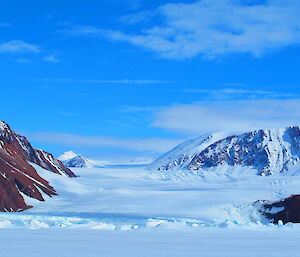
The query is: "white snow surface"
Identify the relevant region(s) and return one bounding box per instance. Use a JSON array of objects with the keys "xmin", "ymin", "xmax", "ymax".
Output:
[
  {"xmin": 2, "ymin": 163, "xmax": 300, "ymax": 229},
  {"xmin": 2, "ymin": 228, "xmax": 300, "ymax": 257},
  {"xmin": 3, "ymin": 164, "xmax": 300, "ymax": 256}
]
